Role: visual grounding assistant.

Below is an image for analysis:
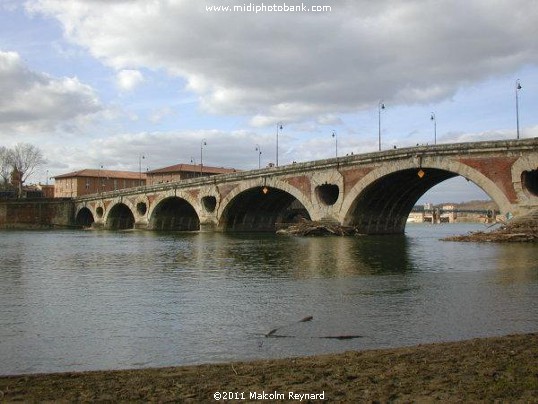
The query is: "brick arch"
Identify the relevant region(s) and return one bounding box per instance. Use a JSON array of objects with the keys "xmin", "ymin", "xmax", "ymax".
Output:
[
  {"xmin": 75, "ymin": 203, "xmax": 93, "ymax": 220},
  {"xmin": 74, "ymin": 206, "xmax": 94, "ymax": 227},
  {"xmin": 147, "ymin": 189, "xmax": 202, "ymax": 224},
  {"xmin": 340, "ymin": 157, "xmax": 513, "ymax": 234},
  {"xmin": 104, "ymin": 200, "xmax": 136, "ymax": 230},
  {"xmin": 217, "ymin": 177, "xmax": 317, "ymax": 231},
  {"xmin": 147, "ymin": 189, "xmax": 202, "ymax": 221}
]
